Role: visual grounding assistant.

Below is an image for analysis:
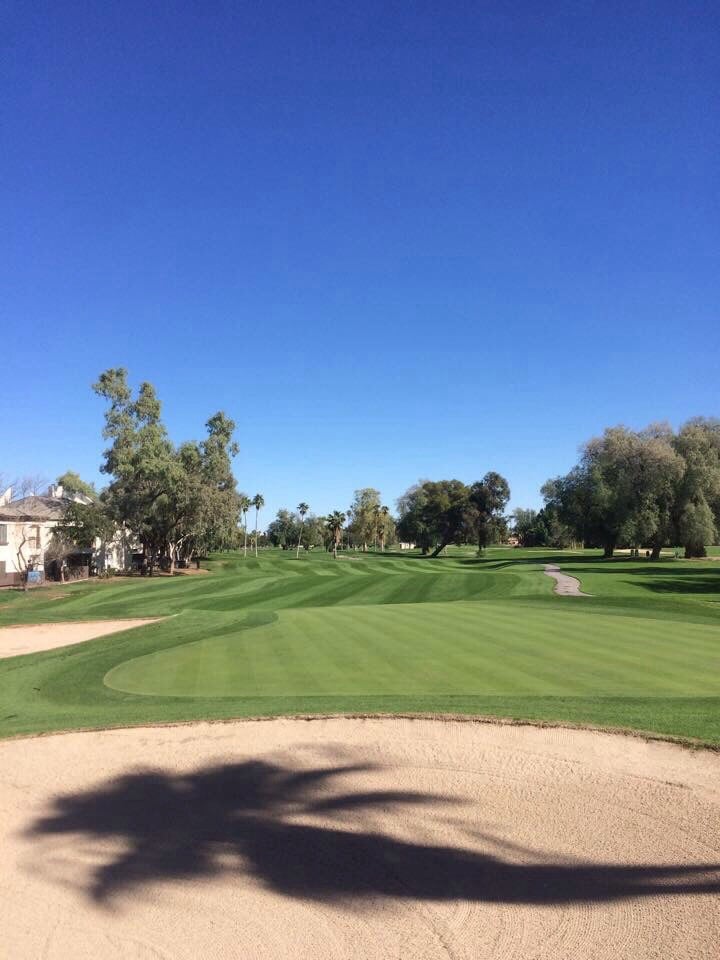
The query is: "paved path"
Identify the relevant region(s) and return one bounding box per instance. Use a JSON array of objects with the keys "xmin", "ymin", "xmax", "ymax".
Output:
[{"xmin": 544, "ymin": 563, "xmax": 592, "ymax": 596}]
